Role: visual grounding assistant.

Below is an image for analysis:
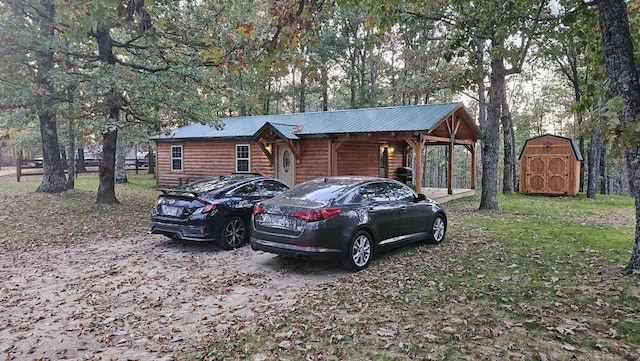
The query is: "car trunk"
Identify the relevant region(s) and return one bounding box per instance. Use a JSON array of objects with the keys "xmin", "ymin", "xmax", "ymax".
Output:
[
  {"xmin": 156, "ymin": 195, "xmax": 205, "ymax": 220},
  {"xmin": 253, "ymin": 198, "xmax": 327, "ymax": 237}
]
